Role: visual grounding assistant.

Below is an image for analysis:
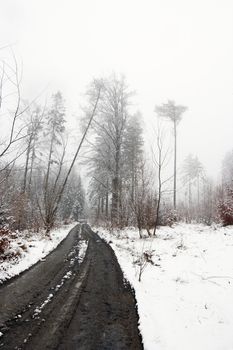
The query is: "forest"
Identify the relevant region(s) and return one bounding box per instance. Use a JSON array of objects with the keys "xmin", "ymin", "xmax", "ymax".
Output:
[
  {"xmin": 1, "ymin": 1, "xmax": 233, "ymax": 348},
  {"xmin": 0, "ymin": 54, "xmax": 232, "ymax": 249}
]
